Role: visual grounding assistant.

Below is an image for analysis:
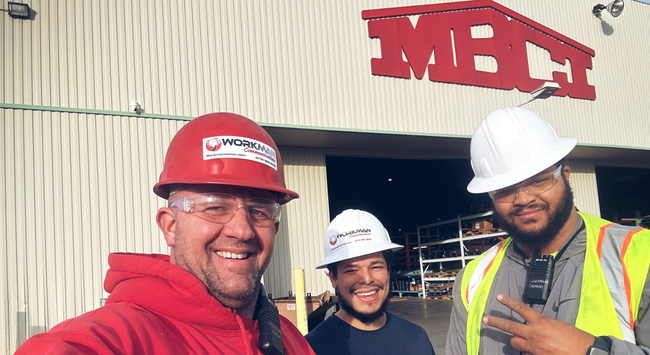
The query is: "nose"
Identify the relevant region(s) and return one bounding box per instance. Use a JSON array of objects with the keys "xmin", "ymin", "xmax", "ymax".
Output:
[
  {"xmin": 223, "ymin": 207, "xmax": 256, "ymax": 241},
  {"xmin": 358, "ymin": 267, "xmax": 375, "ymax": 285},
  {"xmin": 512, "ymin": 186, "xmax": 537, "ymax": 205}
]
